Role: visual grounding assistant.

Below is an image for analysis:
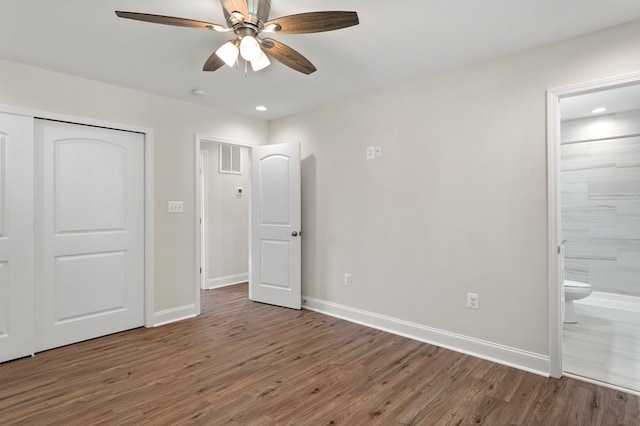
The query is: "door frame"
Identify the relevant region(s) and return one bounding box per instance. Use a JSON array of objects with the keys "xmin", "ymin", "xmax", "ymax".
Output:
[
  {"xmin": 199, "ymin": 149, "xmax": 208, "ymax": 291},
  {"xmin": 194, "ymin": 135, "xmax": 256, "ymax": 309},
  {"xmin": 546, "ymin": 72, "xmax": 640, "ymax": 378},
  {"xmin": 0, "ymin": 104, "xmax": 155, "ymax": 327}
]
